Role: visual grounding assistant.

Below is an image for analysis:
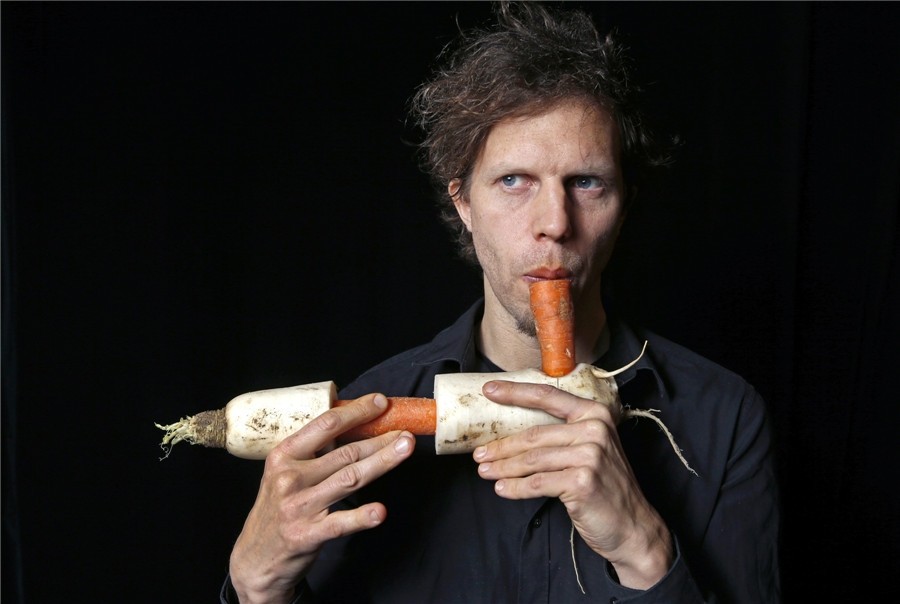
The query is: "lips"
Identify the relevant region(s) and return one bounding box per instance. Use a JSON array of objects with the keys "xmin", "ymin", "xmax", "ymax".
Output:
[{"xmin": 524, "ymin": 267, "xmax": 573, "ymax": 281}]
